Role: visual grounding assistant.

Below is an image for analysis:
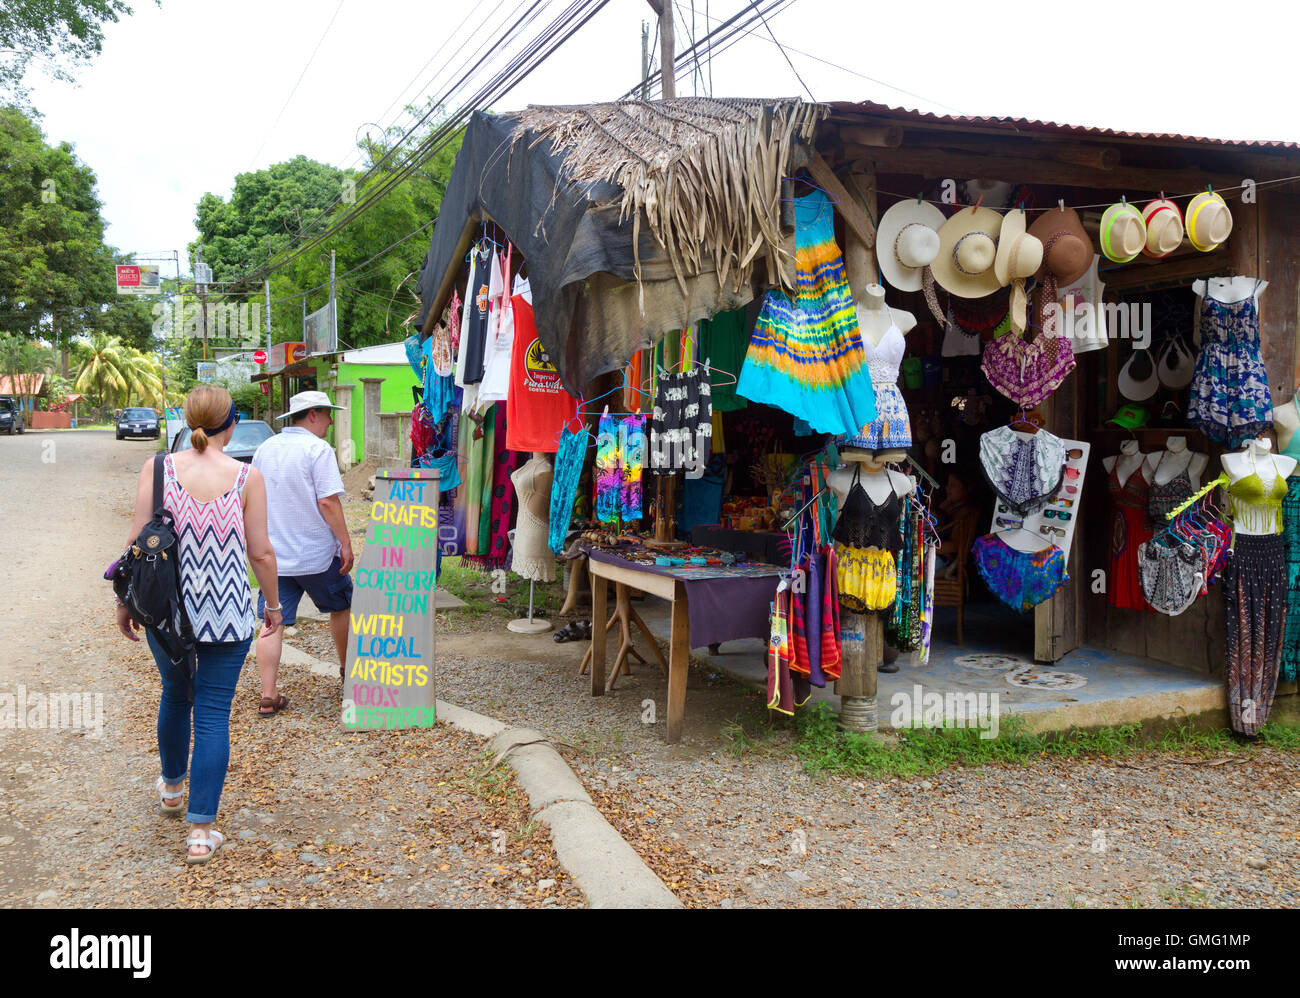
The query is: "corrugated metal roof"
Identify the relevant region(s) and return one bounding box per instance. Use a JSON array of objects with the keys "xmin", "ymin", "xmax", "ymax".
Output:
[{"xmin": 827, "ymin": 100, "xmax": 1300, "ymax": 152}]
